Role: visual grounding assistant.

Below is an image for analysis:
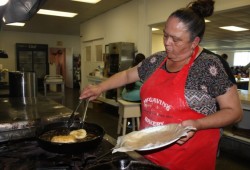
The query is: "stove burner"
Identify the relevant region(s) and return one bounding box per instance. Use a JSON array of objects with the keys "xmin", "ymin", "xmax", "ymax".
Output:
[{"xmin": 0, "ymin": 138, "xmax": 129, "ymax": 170}]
